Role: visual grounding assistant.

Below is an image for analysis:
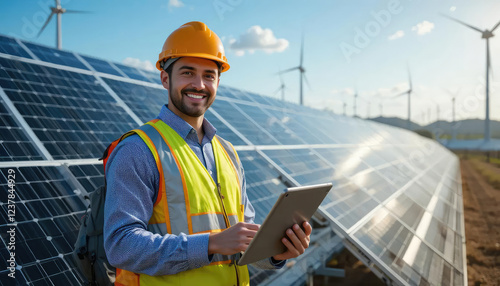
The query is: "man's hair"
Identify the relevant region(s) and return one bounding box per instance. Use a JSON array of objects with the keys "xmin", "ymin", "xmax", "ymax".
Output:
[{"xmin": 163, "ymin": 59, "xmax": 222, "ymax": 78}]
